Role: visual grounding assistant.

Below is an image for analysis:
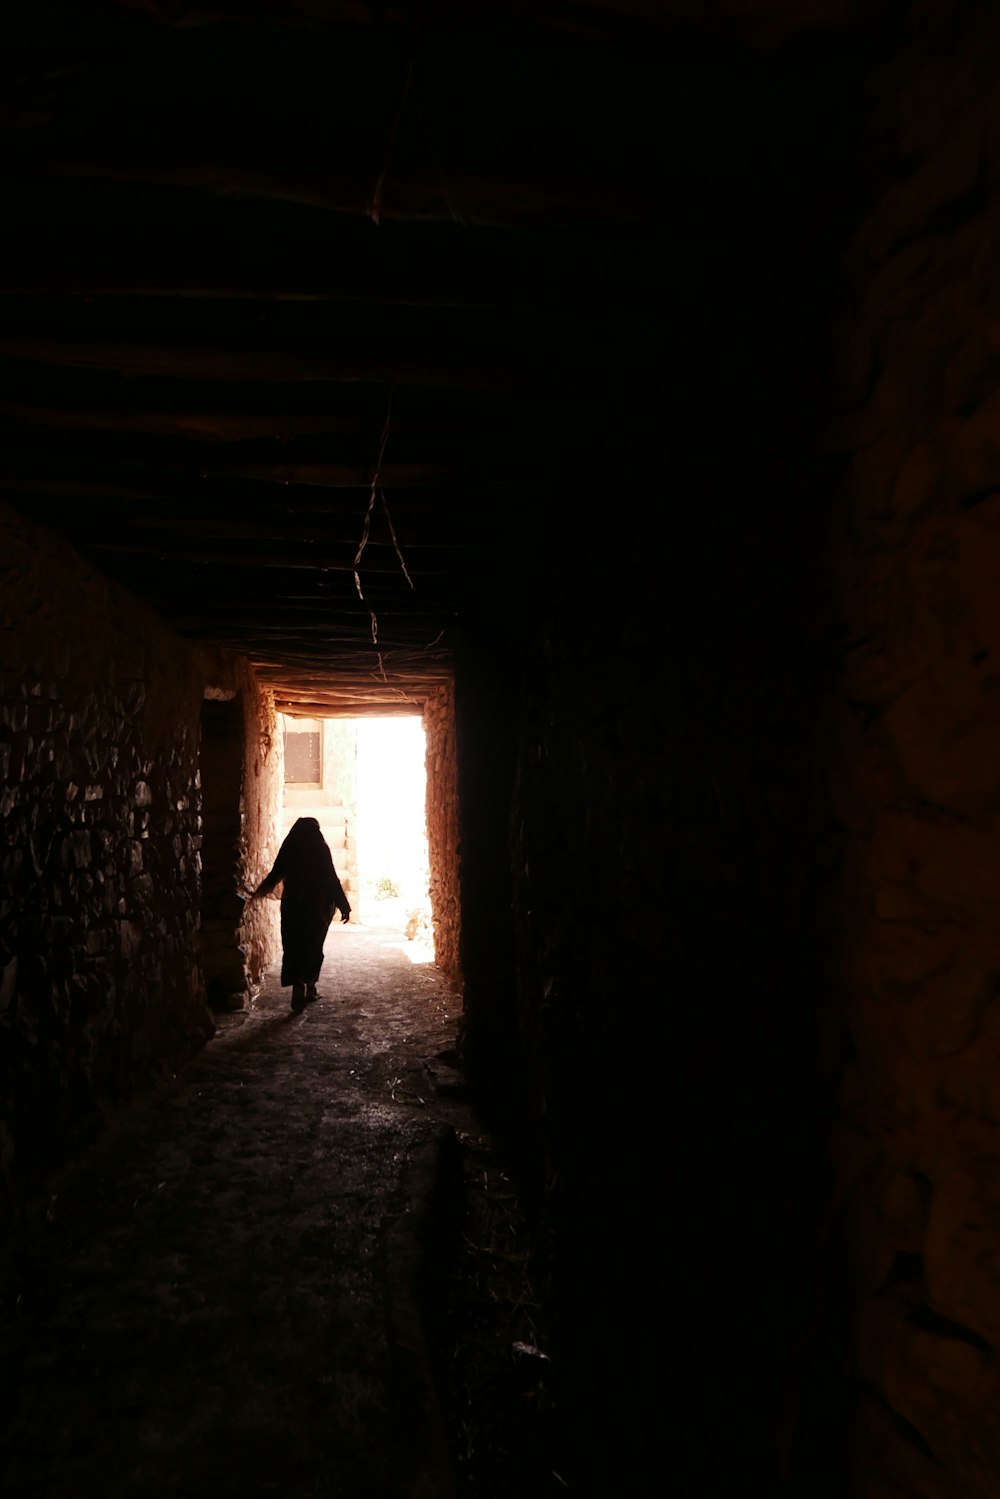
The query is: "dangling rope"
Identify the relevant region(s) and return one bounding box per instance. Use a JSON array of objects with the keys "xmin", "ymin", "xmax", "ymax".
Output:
[
  {"xmin": 353, "ymin": 391, "xmax": 394, "ymax": 647},
  {"xmin": 354, "ymin": 386, "xmax": 414, "ymax": 647}
]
